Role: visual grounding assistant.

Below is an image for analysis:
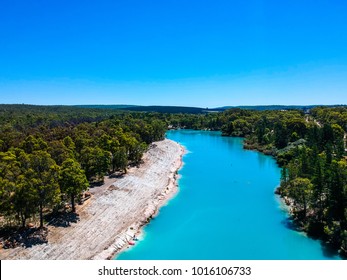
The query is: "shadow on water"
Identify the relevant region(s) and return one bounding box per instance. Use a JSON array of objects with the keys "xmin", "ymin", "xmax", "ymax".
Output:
[
  {"xmin": 320, "ymin": 241, "xmax": 342, "ymax": 259},
  {"xmin": 281, "ymin": 217, "xmax": 300, "ymax": 231},
  {"xmin": 47, "ymin": 212, "xmax": 80, "ymax": 228},
  {"xmin": 282, "ymin": 217, "xmax": 344, "ymax": 259},
  {"xmin": 257, "ymin": 153, "xmax": 267, "ymax": 168}
]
